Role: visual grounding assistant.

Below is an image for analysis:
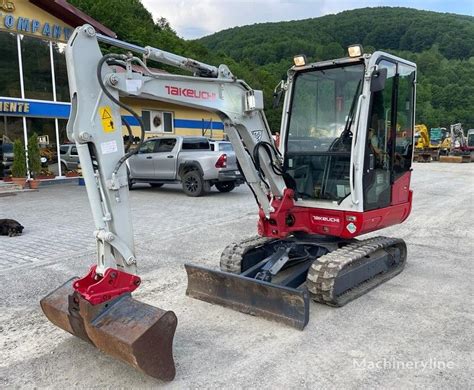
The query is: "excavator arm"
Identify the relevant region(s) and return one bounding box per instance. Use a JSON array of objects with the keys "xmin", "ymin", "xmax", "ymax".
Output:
[
  {"xmin": 66, "ymin": 25, "xmax": 288, "ymax": 278},
  {"xmin": 41, "ymin": 24, "xmax": 289, "ymax": 380}
]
